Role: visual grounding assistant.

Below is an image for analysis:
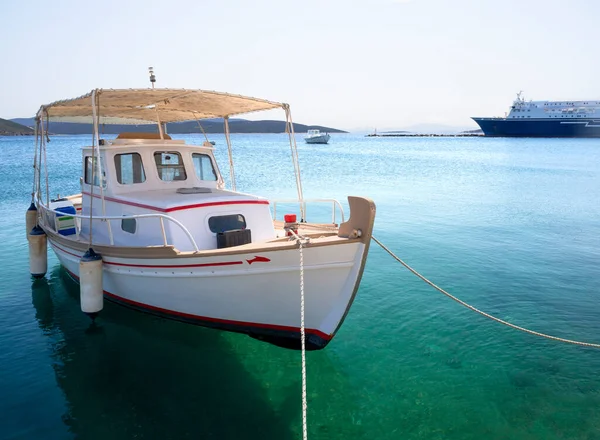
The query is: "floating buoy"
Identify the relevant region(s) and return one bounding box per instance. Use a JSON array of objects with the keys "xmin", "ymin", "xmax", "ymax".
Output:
[
  {"xmin": 79, "ymin": 248, "xmax": 103, "ymax": 320},
  {"xmin": 29, "ymin": 226, "xmax": 47, "ymax": 278},
  {"xmin": 26, "ymin": 203, "xmax": 37, "ymax": 240}
]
